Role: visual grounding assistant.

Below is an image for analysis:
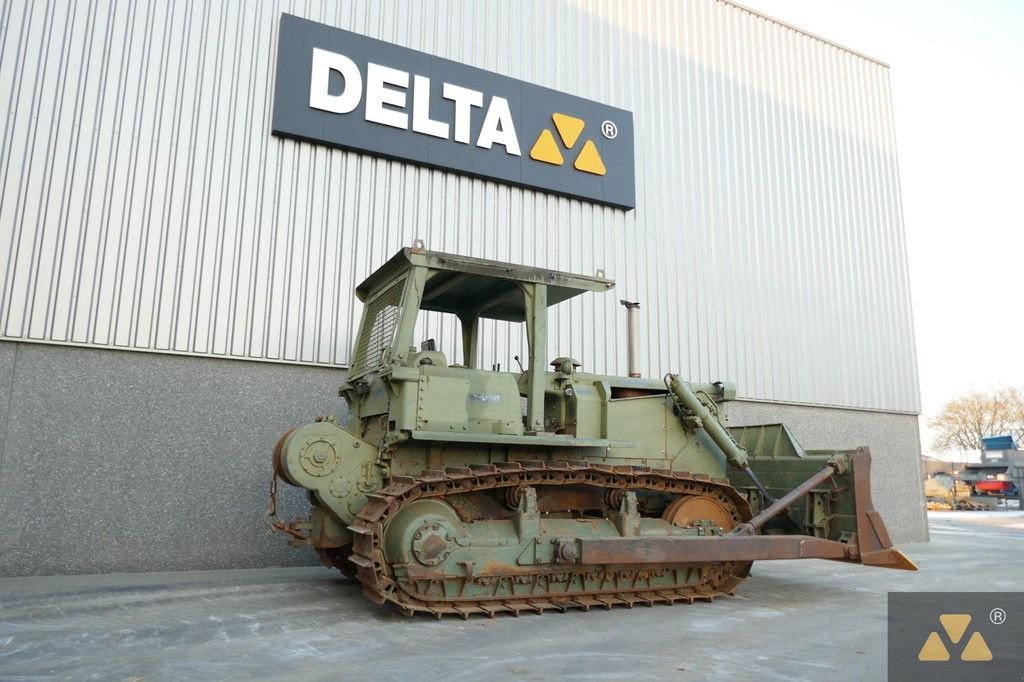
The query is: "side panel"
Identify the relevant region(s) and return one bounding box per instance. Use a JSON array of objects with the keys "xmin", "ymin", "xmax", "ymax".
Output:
[
  {"xmin": 413, "ymin": 366, "xmax": 522, "ymax": 435},
  {"xmin": 417, "ymin": 376, "xmax": 471, "ymax": 428},
  {"xmin": 605, "ymin": 395, "xmax": 727, "ymax": 475}
]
